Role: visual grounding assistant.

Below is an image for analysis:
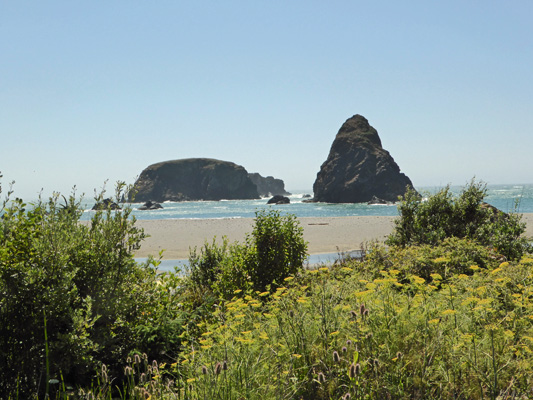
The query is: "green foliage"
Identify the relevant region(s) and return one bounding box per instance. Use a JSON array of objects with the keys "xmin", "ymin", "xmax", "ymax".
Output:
[
  {"xmin": 187, "ymin": 209, "xmax": 308, "ymax": 297},
  {"xmin": 0, "ymin": 183, "xmax": 159, "ymax": 398},
  {"xmin": 363, "ymin": 237, "xmax": 503, "ymax": 282},
  {"xmin": 248, "ymin": 209, "xmax": 308, "ymax": 292},
  {"xmin": 387, "ymin": 180, "xmax": 532, "ymax": 260}
]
